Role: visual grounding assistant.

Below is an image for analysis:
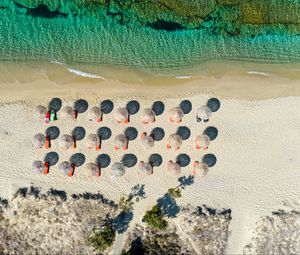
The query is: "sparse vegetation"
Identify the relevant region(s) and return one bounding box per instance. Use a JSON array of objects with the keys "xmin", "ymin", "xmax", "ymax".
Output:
[
  {"xmin": 88, "ymin": 225, "xmax": 116, "ymax": 253},
  {"xmin": 143, "ymin": 205, "xmax": 168, "ymax": 230}
]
